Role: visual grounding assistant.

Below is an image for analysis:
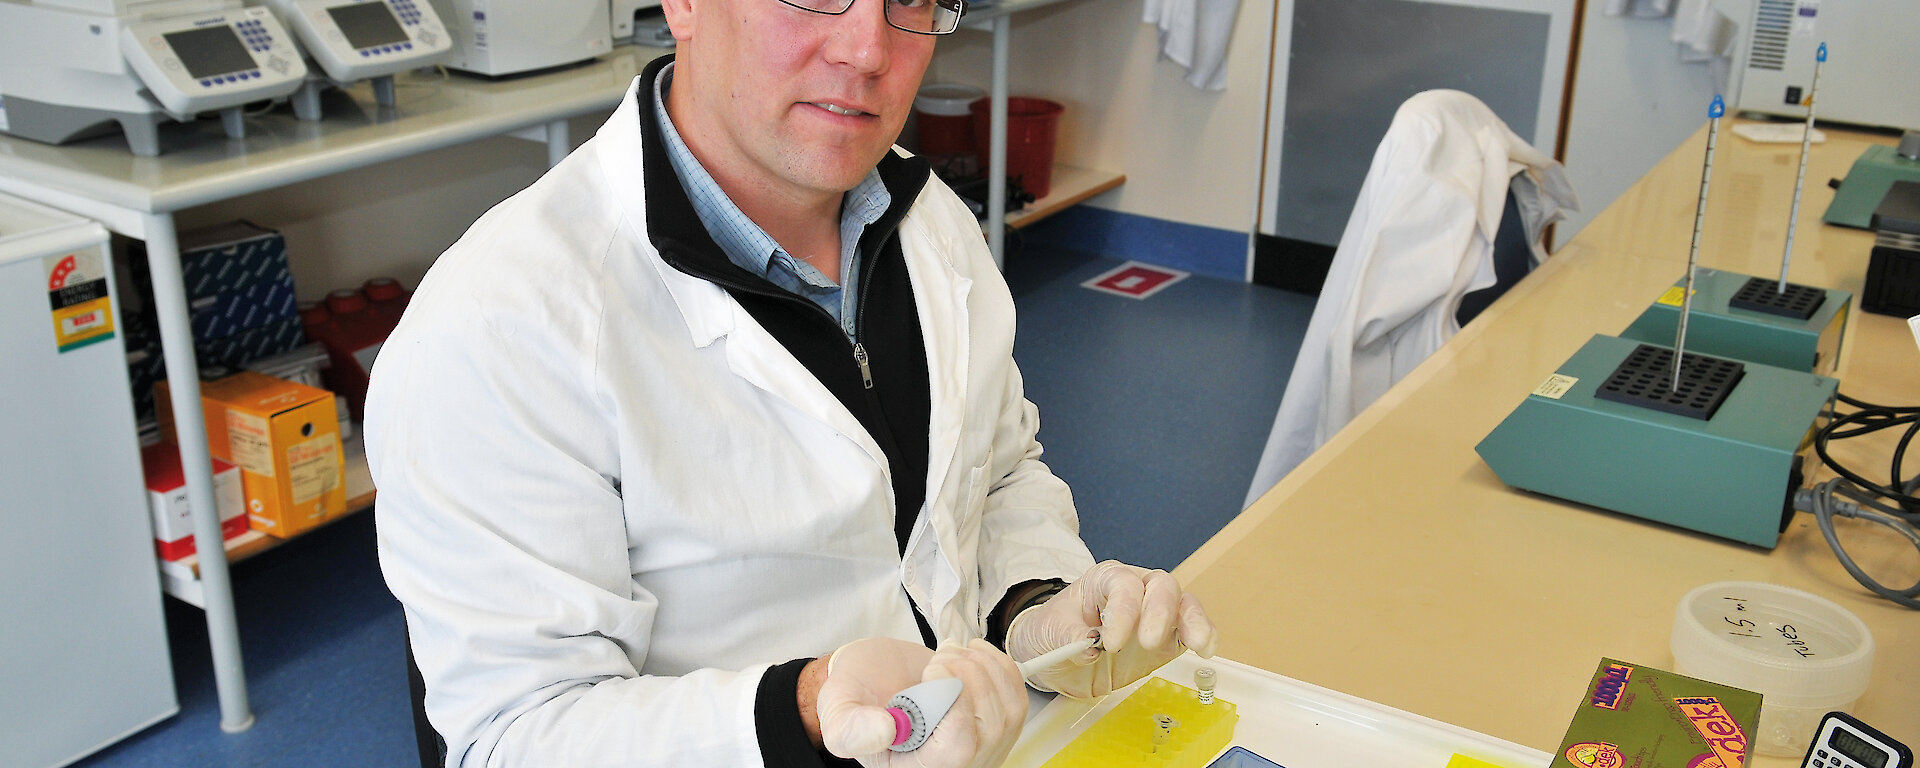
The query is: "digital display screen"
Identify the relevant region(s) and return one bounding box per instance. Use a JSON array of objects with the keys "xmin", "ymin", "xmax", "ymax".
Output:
[
  {"xmin": 1830, "ymin": 728, "xmax": 1889, "ymax": 768},
  {"xmin": 163, "ymin": 26, "xmax": 257, "ymax": 79},
  {"xmin": 327, "ymin": 2, "xmax": 409, "ymax": 50}
]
